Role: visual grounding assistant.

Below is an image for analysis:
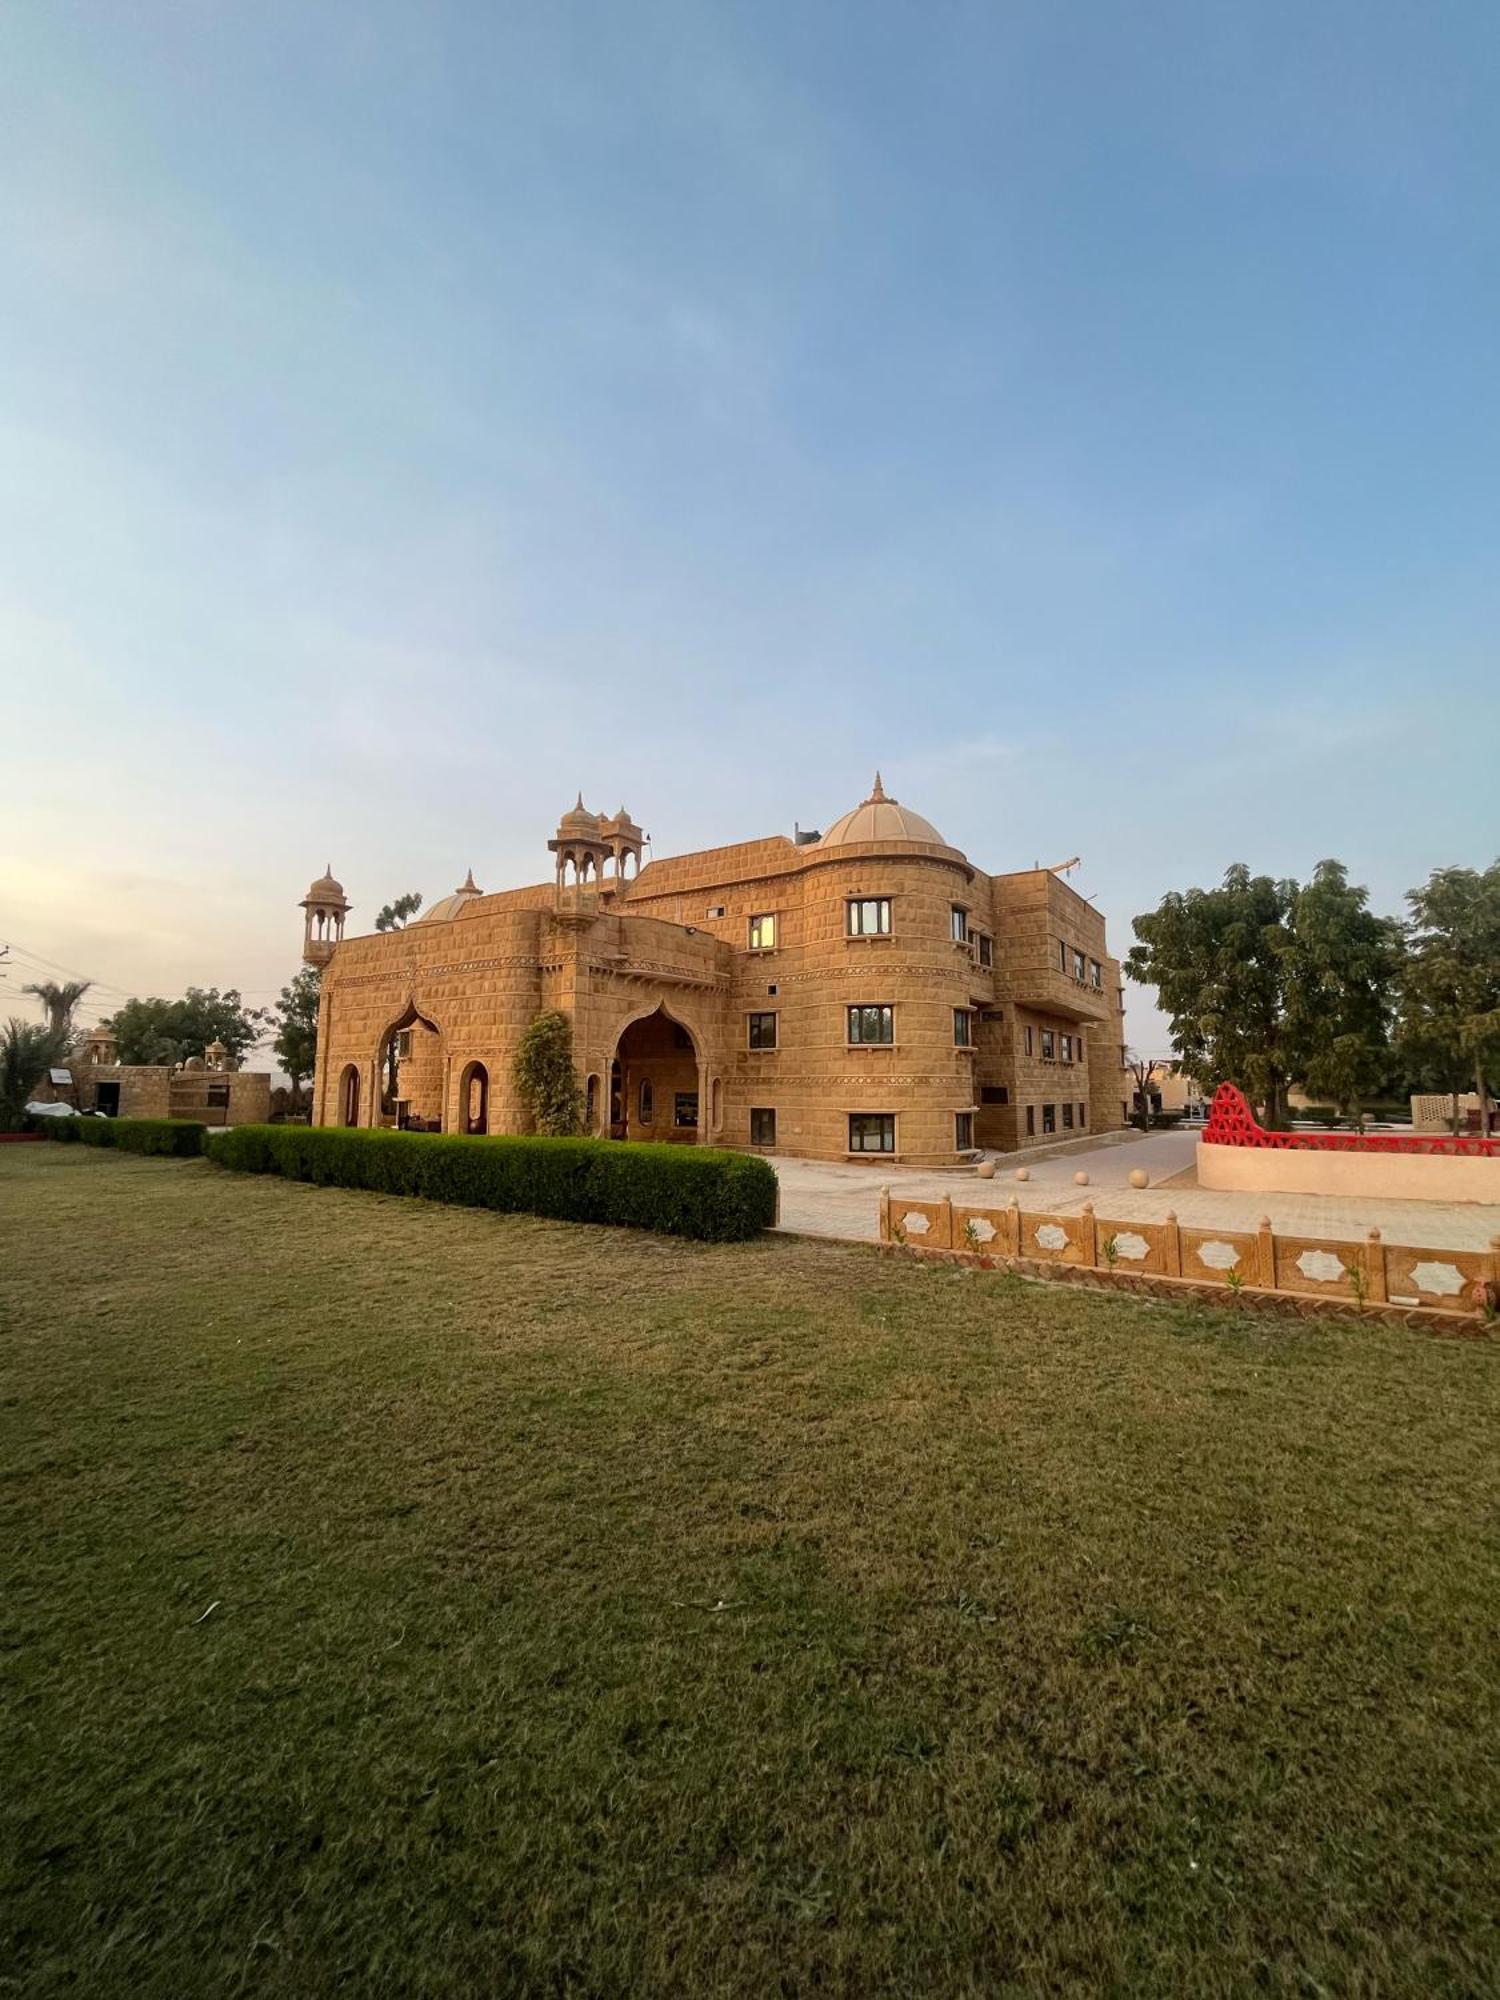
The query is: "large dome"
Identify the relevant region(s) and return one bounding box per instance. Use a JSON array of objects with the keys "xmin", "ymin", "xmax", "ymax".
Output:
[
  {"xmin": 817, "ymin": 774, "xmax": 947, "ymax": 849},
  {"xmin": 418, "ymin": 869, "xmax": 484, "ymax": 924}
]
